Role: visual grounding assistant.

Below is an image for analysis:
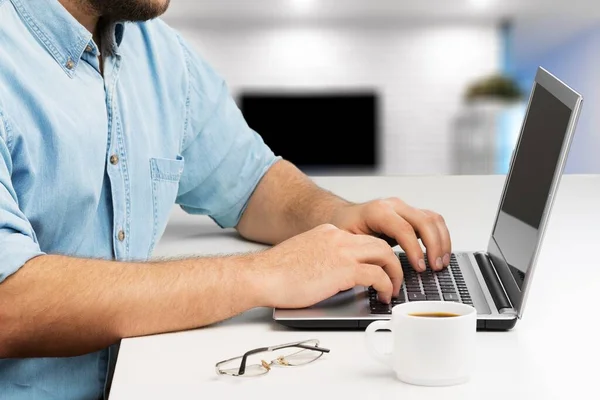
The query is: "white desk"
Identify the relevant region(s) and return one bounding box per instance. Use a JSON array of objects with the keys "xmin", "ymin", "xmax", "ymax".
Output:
[{"xmin": 109, "ymin": 175, "xmax": 600, "ymax": 400}]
